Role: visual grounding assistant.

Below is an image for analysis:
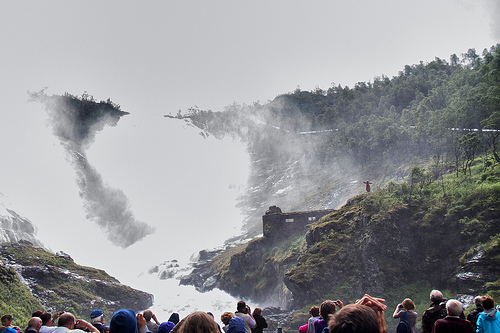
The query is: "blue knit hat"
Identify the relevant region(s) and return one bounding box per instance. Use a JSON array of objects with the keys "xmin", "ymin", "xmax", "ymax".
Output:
[
  {"xmin": 110, "ymin": 309, "xmax": 137, "ymax": 333},
  {"xmin": 158, "ymin": 321, "xmax": 175, "ymax": 333}
]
